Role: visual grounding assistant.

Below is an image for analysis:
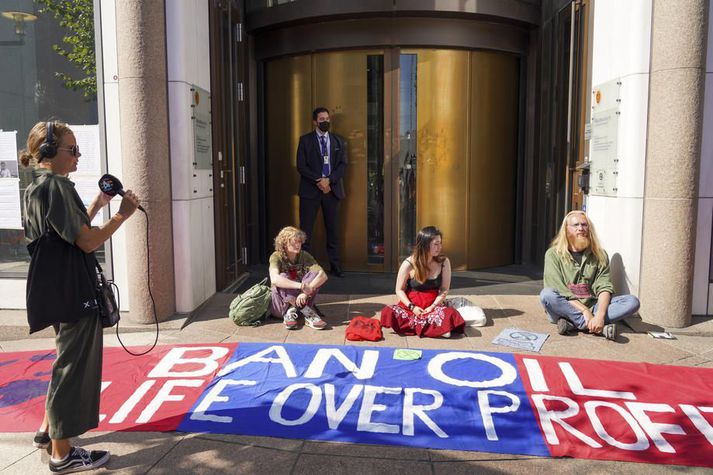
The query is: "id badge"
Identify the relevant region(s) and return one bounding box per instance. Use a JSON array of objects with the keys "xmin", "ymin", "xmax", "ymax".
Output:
[{"xmin": 323, "ymin": 155, "xmax": 329, "ymax": 164}]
